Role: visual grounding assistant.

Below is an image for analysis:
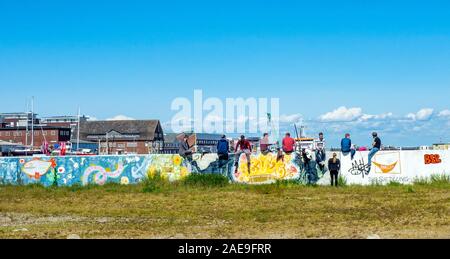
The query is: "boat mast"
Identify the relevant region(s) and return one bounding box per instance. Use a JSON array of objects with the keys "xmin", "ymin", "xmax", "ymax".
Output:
[
  {"xmin": 25, "ymin": 100, "xmax": 29, "ymax": 147},
  {"xmin": 31, "ymin": 96, "xmax": 34, "ymax": 148},
  {"xmin": 77, "ymin": 107, "xmax": 81, "ymax": 151}
]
